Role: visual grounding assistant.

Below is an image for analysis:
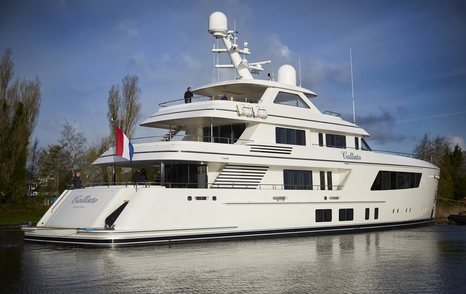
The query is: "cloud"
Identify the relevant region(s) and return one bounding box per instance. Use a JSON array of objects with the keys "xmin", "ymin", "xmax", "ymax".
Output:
[
  {"xmin": 303, "ymin": 59, "xmax": 350, "ymax": 88},
  {"xmin": 128, "ymin": 52, "xmax": 147, "ymax": 68},
  {"xmin": 181, "ymin": 54, "xmax": 203, "ymax": 72},
  {"xmin": 265, "ymin": 35, "xmax": 293, "ymax": 63},
  {"xmin": 116, "ymin": 20, "xmax": 138, "ymax": 38},
  {"xmin": 448, "ymin": 135, "xmax": 465, "ymax": 150},
  {"xmin": 356, "ymin": 108, "xmax": 413, "ymax": 145}
]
